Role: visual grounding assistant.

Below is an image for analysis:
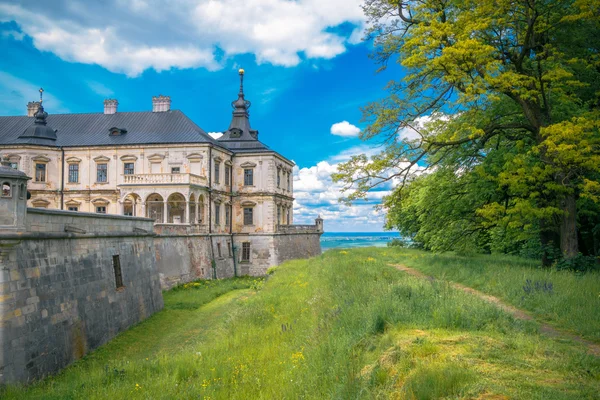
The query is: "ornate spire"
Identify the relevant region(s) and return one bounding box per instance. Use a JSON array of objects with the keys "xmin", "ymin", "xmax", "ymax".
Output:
[
  {"xmin": 239, "ymin": 68, "xmax": 245, "ymax": 95},
  {"xmin": 19, "ymin": 88, "xmax": 56, "ymax": 141}
]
